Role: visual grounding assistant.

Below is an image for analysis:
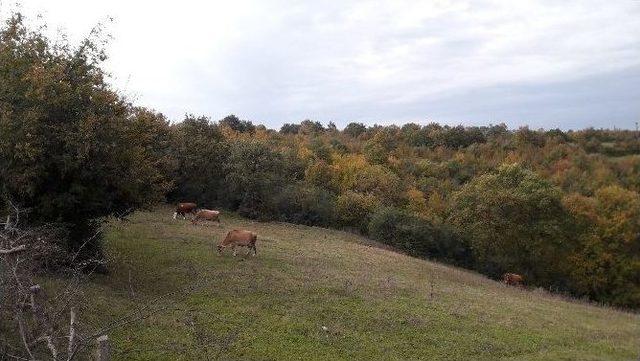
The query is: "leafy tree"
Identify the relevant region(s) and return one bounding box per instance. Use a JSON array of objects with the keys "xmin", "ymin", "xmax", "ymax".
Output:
[
  {"xmin": 343, "ymin": 122, "xmax": 367, "ymax": 138},
  {"xmin": 435, "ymin": 125, "xmax": 486, "ymax": 149},
  {"xmin": 564, "ymin": 186, "xmax": 640, "ymax": 307},
  {"xmin": 401, "ymin": 123, "xmax": 431, "ymax": 147},
  {"xmin": 363, "ymin": 127, "xmax": 398, "ymax": 164},
  {"xmin": 307, "ymin": 137, "xmax": 332, "ymax": 162},
  {"xmin": 299, "ymin": 119, "xmax": 324, "ymax": 135},
  {"xmin": 169, "ymin": 115, "xmax": 226, "ymax": 205},
  {"xmin": 271, "ymin": 184, "xmax": 336, "ymax": 226},
  {"xmin": 448, "ymin": 164, "xmax": 574, "ymax": 286},
  {"xmin": 280, "ymin": 123, "xmax": 301, "ymax": 134},
  {"xmin": 334, "ymin": 191, "xmax": 380, "ymax": 232},
  {"xmin": 223, "ymin": 140, "xmax": 287, "ymax": 218},
  {"xmin": 219, "ymin": 114, "xmax": 255, "ymax": 133},
  {"xmin": 0, "ymin": 14, "xmax": 171, "ymax": 257},
  {"xmin": 369, "ymin": 207, "xmax": 468, "ymax": 263}
]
